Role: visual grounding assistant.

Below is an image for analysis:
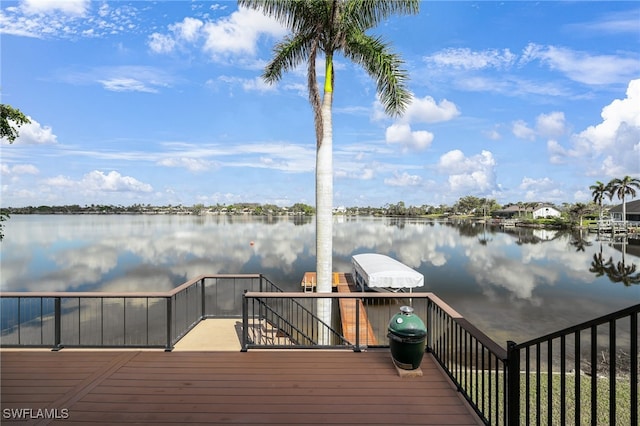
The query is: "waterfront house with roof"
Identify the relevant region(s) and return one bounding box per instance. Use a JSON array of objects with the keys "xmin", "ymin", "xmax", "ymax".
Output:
[
  {"xmin": 532, "ymin": 203, "xmax": 561, "ymax": 219},
  {"xmin": 609, "ymin": 199, "xmax": 640, "ymax": 222}
]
